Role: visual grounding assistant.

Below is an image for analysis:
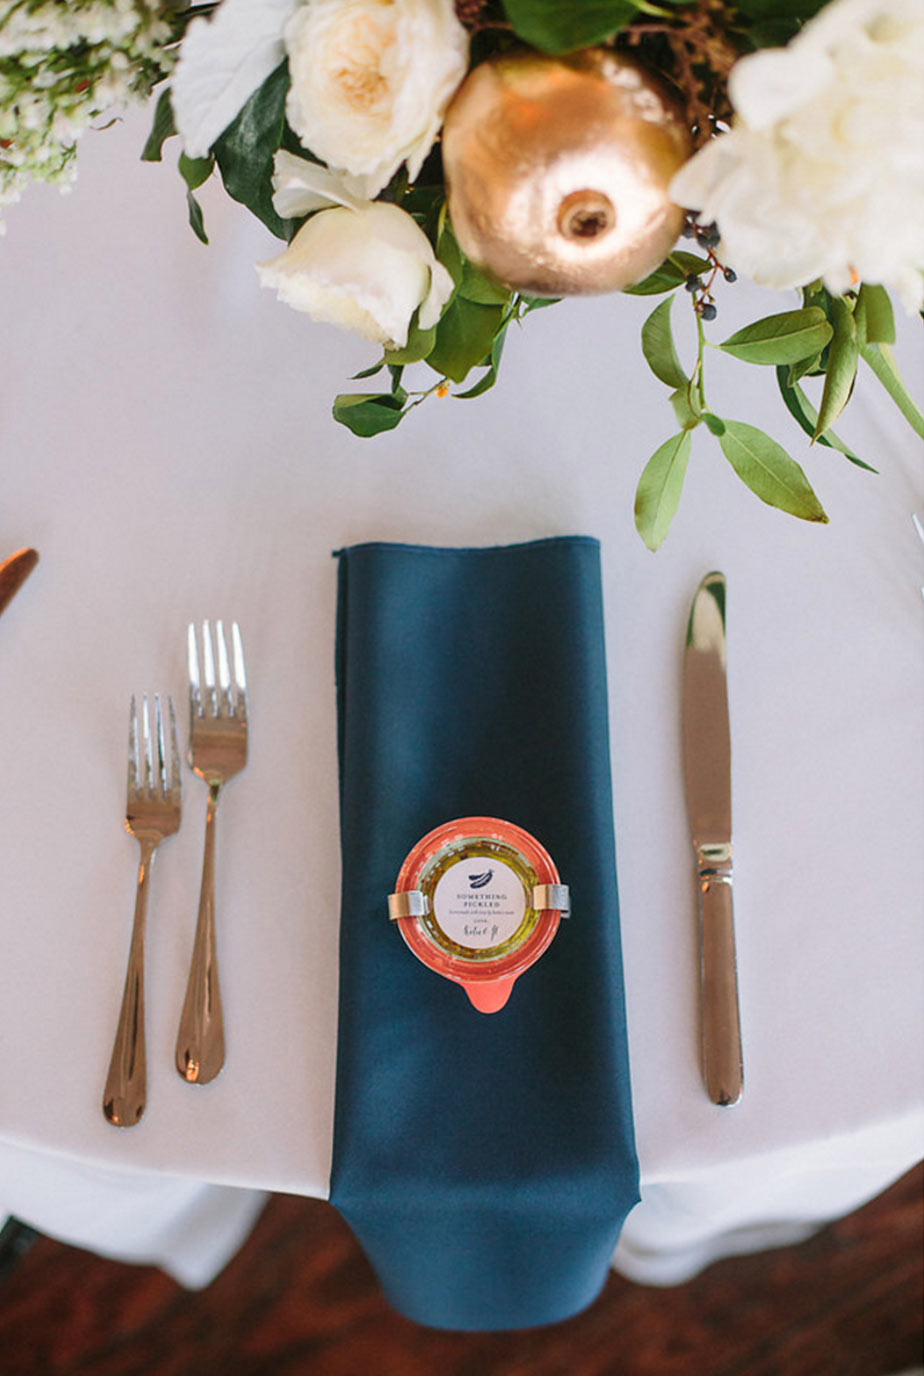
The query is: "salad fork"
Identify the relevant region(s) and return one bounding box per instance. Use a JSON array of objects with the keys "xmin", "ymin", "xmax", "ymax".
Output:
[
  {"xmin": 103, "ymin": 695, "xmax": 181, "ymax": 1127},
  {"xmin": 175, "ymin": 621, "xmax": 248, "ymax": 1084}
]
